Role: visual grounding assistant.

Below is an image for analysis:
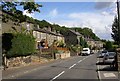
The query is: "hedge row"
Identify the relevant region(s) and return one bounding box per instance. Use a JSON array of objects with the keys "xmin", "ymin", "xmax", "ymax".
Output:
[{"xmin": 2, "ymin": 33, "xmax": 36, "ymax": 58}]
